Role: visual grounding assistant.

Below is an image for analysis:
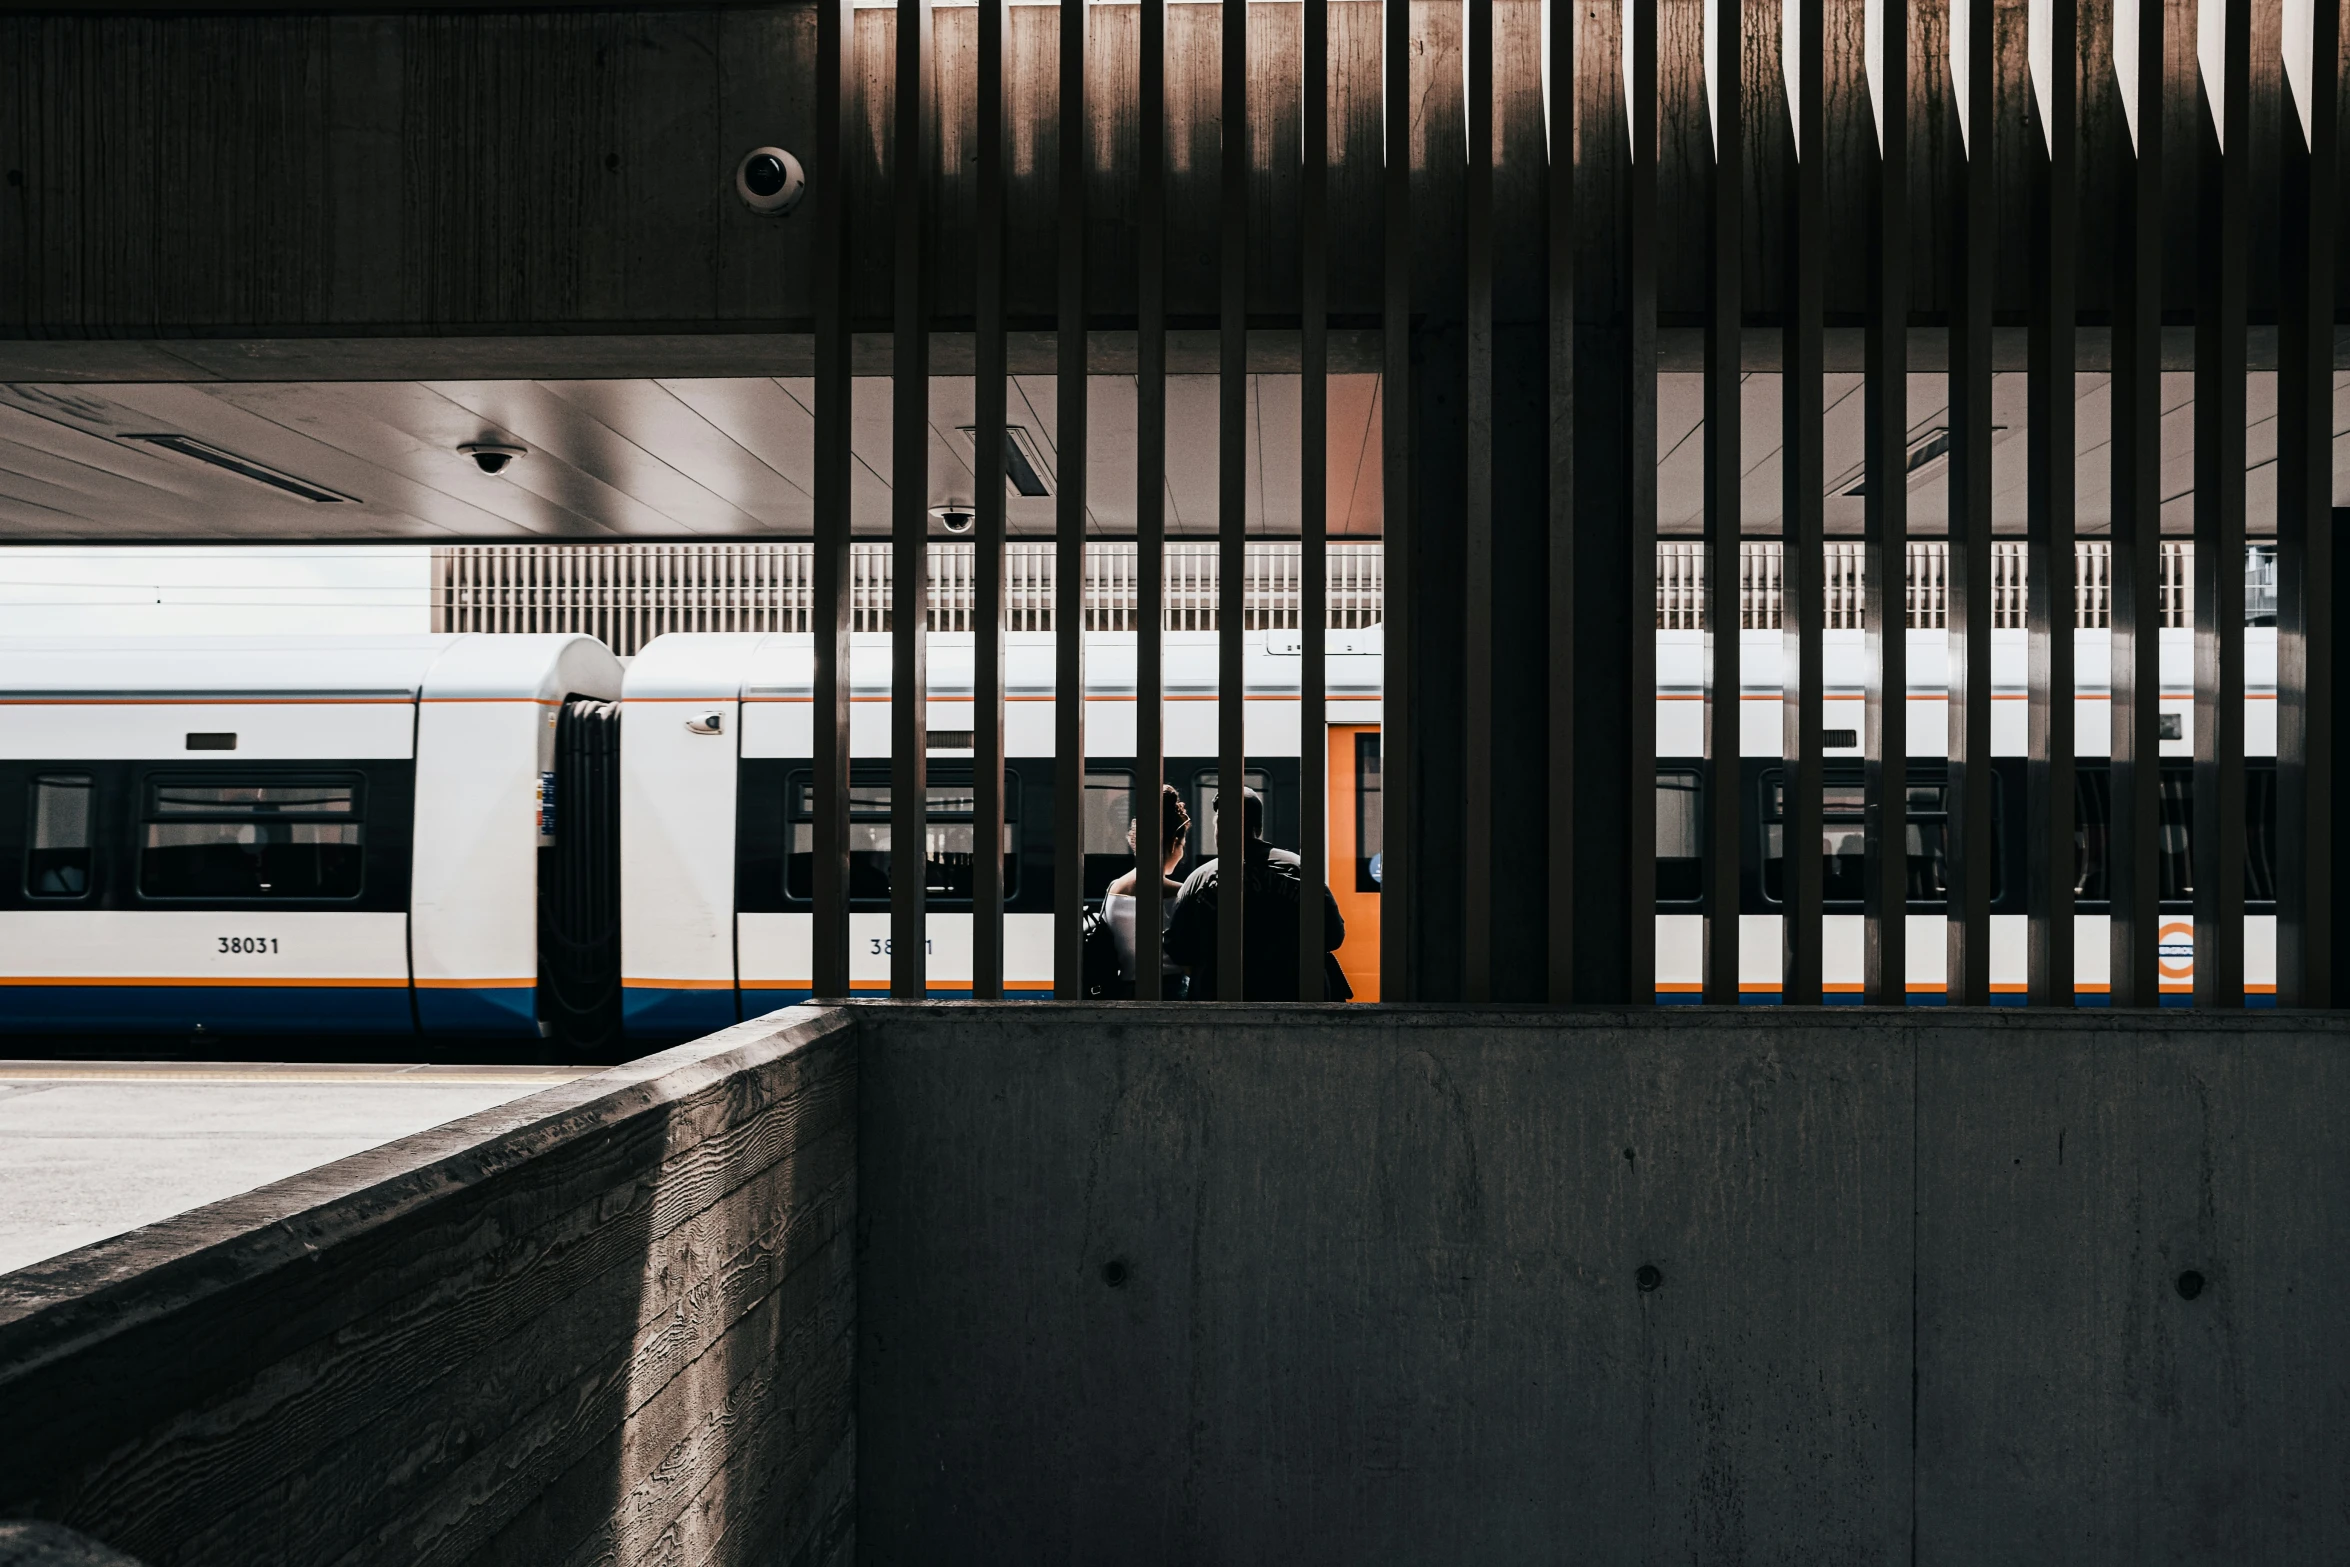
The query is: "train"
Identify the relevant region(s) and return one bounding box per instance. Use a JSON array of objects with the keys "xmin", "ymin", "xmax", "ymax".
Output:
[{"xmin": 0, "ymin": 621, "xmax": 2274, "ymax": 1048}]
